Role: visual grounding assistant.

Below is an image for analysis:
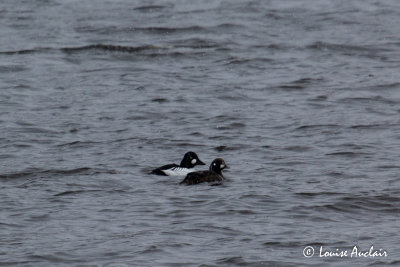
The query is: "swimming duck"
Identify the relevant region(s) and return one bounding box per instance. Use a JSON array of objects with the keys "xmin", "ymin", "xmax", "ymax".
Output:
[
  {"xmin": 179, "ymin": 158, "xmax": 228, "ymax": 185},
  {"xmin": 150, "ymin": 151, "xmax": 205, "ymax": 176}
]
